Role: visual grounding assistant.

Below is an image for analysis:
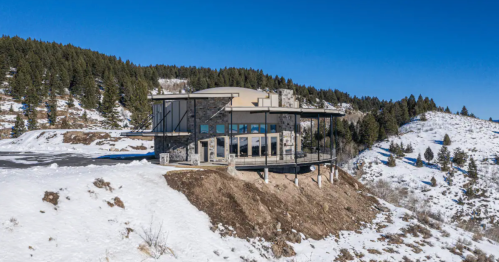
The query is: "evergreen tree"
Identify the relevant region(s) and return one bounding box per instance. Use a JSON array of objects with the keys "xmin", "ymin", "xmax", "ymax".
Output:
[
  {"xmin": 48, "ymin": 86, "xmax": 57, "ymax": 126},
  {"xmin": 405, "ymin": 144, "xmax": 414, "ymax": 153},
  {"xmin": 67, "ymin": 93, "xmax": 75, "ymax": 108},
  {"xmin": 460, "ymin": 106, "xmax": 469, "ymax": 116},
  {"xmin": 129, "ymin": 78, "xmax": 150, "ymax": 129},
  {"xmin": 101, "ymin": 71, "xmax": 121, "ymax": 128},
  {"xmin": 360, "ymin": 114, "xmax": 379, "ymax": 148},
  {"xmin": 416, "ymin": 153, "xmax": 424, "ymax": 167},
  {"xmin": 490, "ymin": 117, "xmax": 494, "ymax": 122},
  {"xmin": 443, "ymin": 134, "xmax": 451, "ymax": 146},
  {"xmin": 387, "ymin": 154, "xmax": 396, "ymax": 167},
  {"xmin": 444, "ymin": 106, "xmax": 451, "ymax": 113},
  {"xmin": 12, "ymin": 114, "xmax": 26, "ymax": 138},
  {"xmin": 61, "ymin": 117, "xmax": 71, "ymax": 129},
  {"xmin": 9, "ymin": 104, "xmax": 13, "ymax": 112},
  {"xmin": 24, "ymin": 83, "xmax": 39, "ymax": 130},
  {"xmin": 389, "ymin": 141, "xmax": 397, "ymax": 153},
  {"xmin": 82, "ymin": 110, "xmax": 88, "ymax": 123},
  {"xmin": 424, "ymin": 146, "xmax": 434, "ymax": 164},
  {"xmin": 431, "ymin": 176, "xmax": 437, "ymax": 187},
  {"xmin": 468, "ymin": 157, "xmax": 478, "ymax": 179},
  {"xmin": 452, "ymin": 148, "xmax": 468, "ymax": 167},
  {"xmin": 438, "ymin": 146, "xmax": 451, "ymax": 171},
  {"xmin": 420, "ymin": 113, "xmax": 427, "ymax": 121}
]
